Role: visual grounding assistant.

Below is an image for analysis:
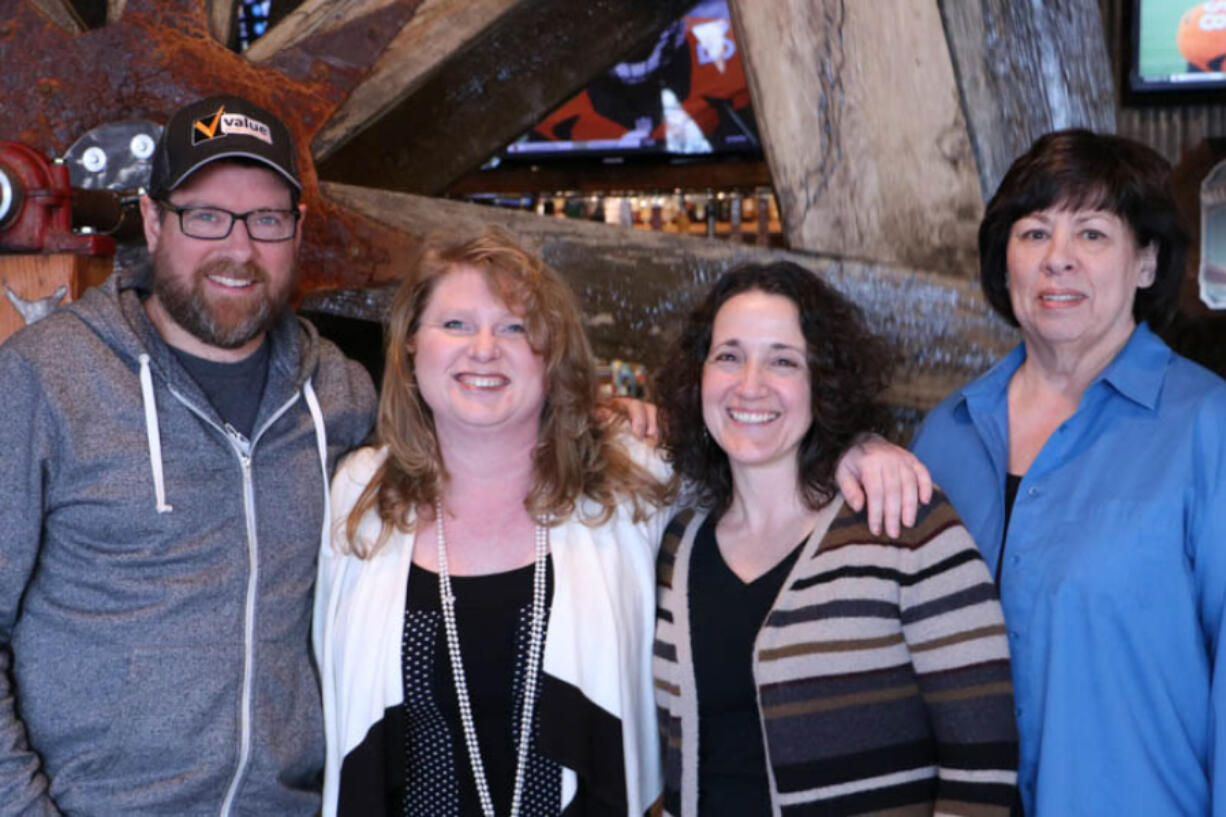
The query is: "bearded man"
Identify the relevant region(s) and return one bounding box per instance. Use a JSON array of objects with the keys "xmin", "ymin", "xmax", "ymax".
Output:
[{"xmin": 0, "ymin": 95, "xmax": 375, "ymax": 816}]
